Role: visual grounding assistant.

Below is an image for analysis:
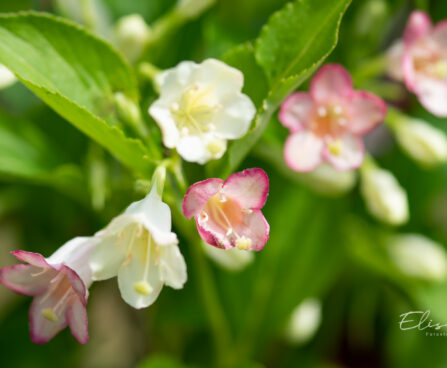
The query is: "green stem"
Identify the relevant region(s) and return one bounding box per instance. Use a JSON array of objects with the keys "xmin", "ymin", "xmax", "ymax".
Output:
[
  {"xmin": 352, "ymin": 54, "xmax": 388, "ymax": 86},
  {"xmin": 138, "ymin": 62, "xmax": 161, "ymax": 85}
]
